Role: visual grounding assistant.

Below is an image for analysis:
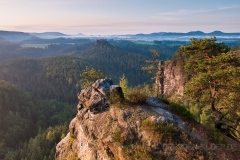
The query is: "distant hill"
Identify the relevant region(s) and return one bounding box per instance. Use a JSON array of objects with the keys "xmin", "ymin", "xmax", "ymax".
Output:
[
  {"xmin": 0, "ymin": 41, "xmax": 87, "ymax": 62},
  {"xmin": 109, "ymin": 39, "xmax": 178, "ymax": 60},
  {"xmin": 74, "ymin": 39, "xmax": 151, "ymax": 86},
  {"xmin": 22, "ymin": 37, "xmax": 92, "ymax": 45},
  {"xmin": 128, "ymin": 31, "xmax": 240, "ymax": 41},
  {"xmin": 1, "ymin": 30, "xmax": 239, "ymax": 44},
  {"xmin": 131, "ymin": 31, "xmax": 240, "ymax": 37},
  {"xmin": 30, "ymin": 32, "xmax": 69, "ymax": 39},
  {"xmin": 76, "ymin": 33, "xmax": 84, "ymax": 36},
  {"xmin": 0, "ymin": 30, "xmax": 35, "ymax": 42}
]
